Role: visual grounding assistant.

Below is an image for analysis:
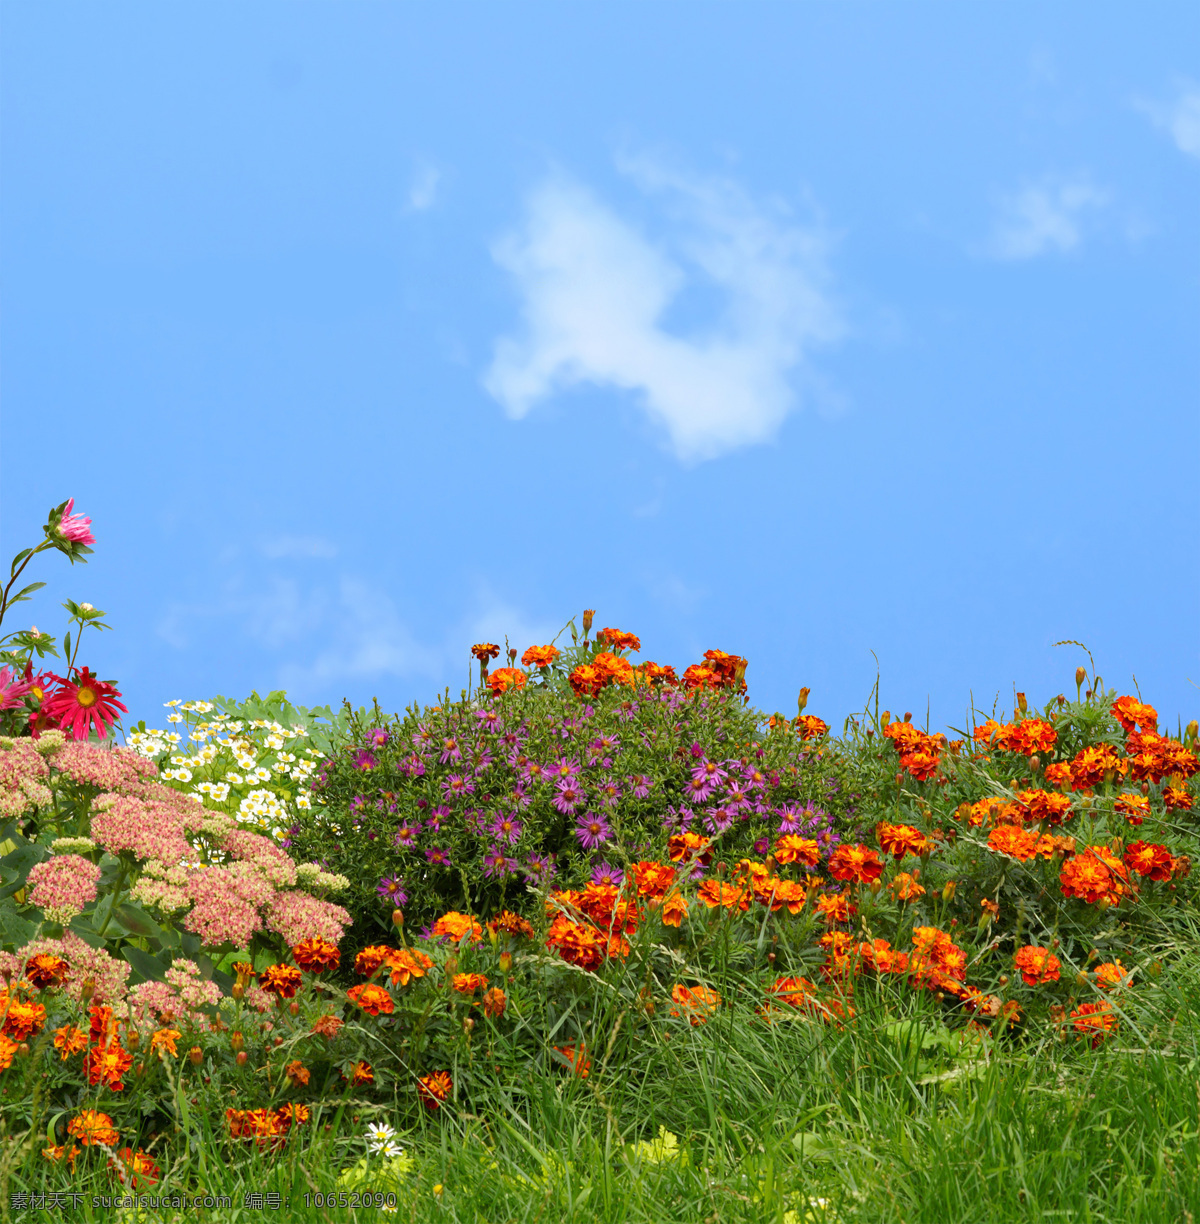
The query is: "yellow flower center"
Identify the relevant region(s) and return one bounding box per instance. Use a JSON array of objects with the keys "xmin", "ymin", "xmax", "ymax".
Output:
[{"xmin": 77, "ymin": 687, "xmax": 97, "ymax": 707}]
